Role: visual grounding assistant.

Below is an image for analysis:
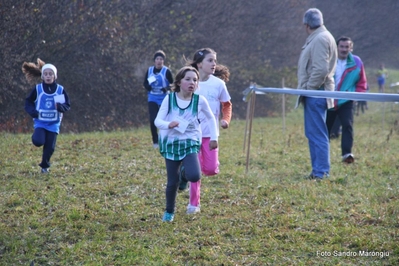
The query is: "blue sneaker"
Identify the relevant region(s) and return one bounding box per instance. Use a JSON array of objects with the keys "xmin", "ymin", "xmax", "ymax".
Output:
[
  {"xmin": 178, "ymin": 165, "xmax": 188, "ymax": 191},
  {"xmin": 162, "ymin": 212, "xmax": 174, "ymax": 222}
]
